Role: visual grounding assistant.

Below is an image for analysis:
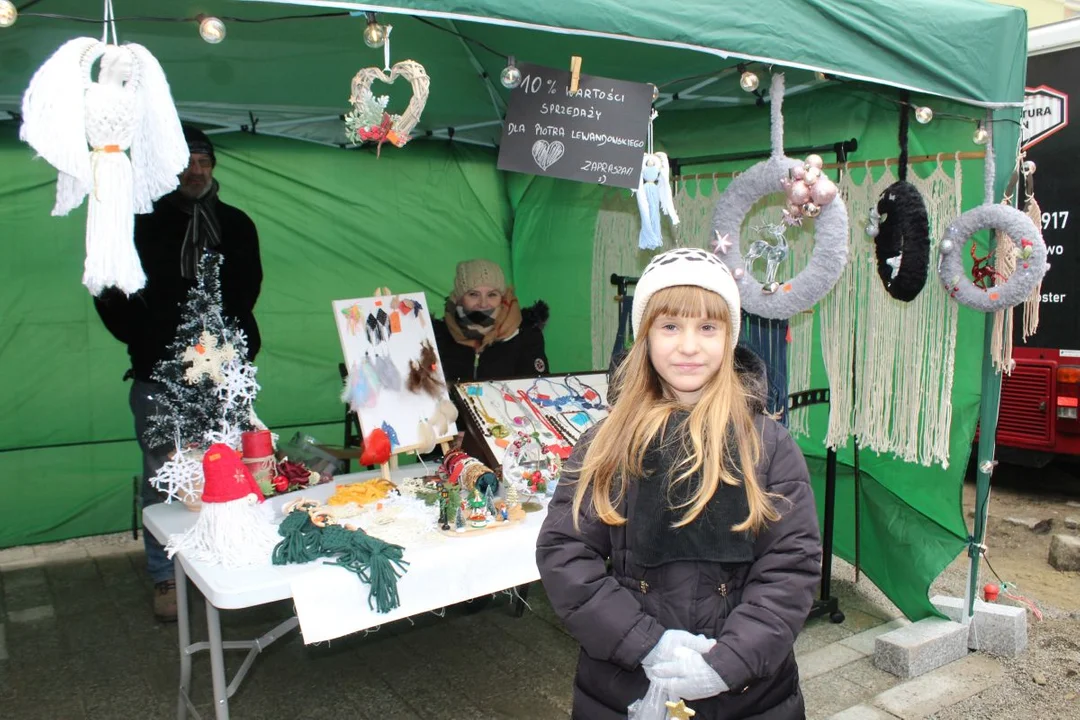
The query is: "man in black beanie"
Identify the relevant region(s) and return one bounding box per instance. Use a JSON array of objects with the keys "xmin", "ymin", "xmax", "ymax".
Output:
[{"xmin": 94, "ymin": 126, "xmax": 263, "ymax": 621}]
